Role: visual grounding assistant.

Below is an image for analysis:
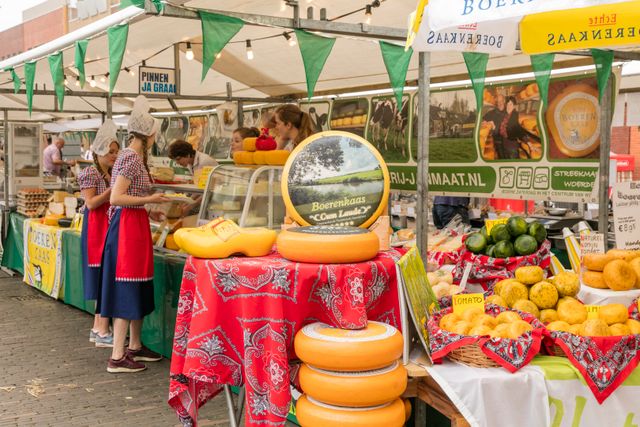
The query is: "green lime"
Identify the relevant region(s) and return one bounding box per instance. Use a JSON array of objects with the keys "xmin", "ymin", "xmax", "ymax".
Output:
[
  {"xmin": 485, "ymin": 244, "xmax": 496, "ymax": 258},
  {"xmin": 507, "ymin": 216, "xmax": 528, "ymax": 237},
  {"xmin": 490, "ymin": 224, "xmax": 511, "ymax": 243},
  {"xmin": 527, "ymin": 222, "xmax": 547, "ymax": 244},
  {"xmin": 480, "ymin": 225, "xmax": 493, "ymax": 244},
  {"xmin": 465, "ymin": 232, "xmax": 488, "ymax": 254},
  {"xmin": 493, "ymin": 240, "xmax": 515, "ymax": 258},
  {"xmin": 514, "ymin": 234, "xmax": 538, "ymax": 255}
]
